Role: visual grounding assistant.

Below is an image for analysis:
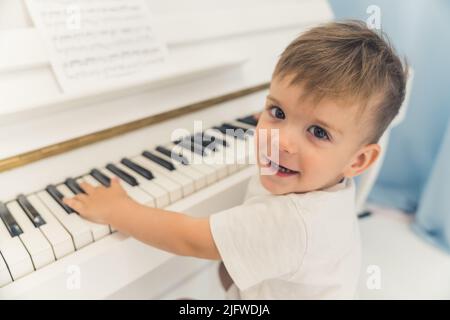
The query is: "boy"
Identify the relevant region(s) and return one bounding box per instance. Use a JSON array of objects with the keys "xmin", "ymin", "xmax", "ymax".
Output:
[{"xmin": 63, "ymin": 20, "xmax": 407, "ymax": 299}]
